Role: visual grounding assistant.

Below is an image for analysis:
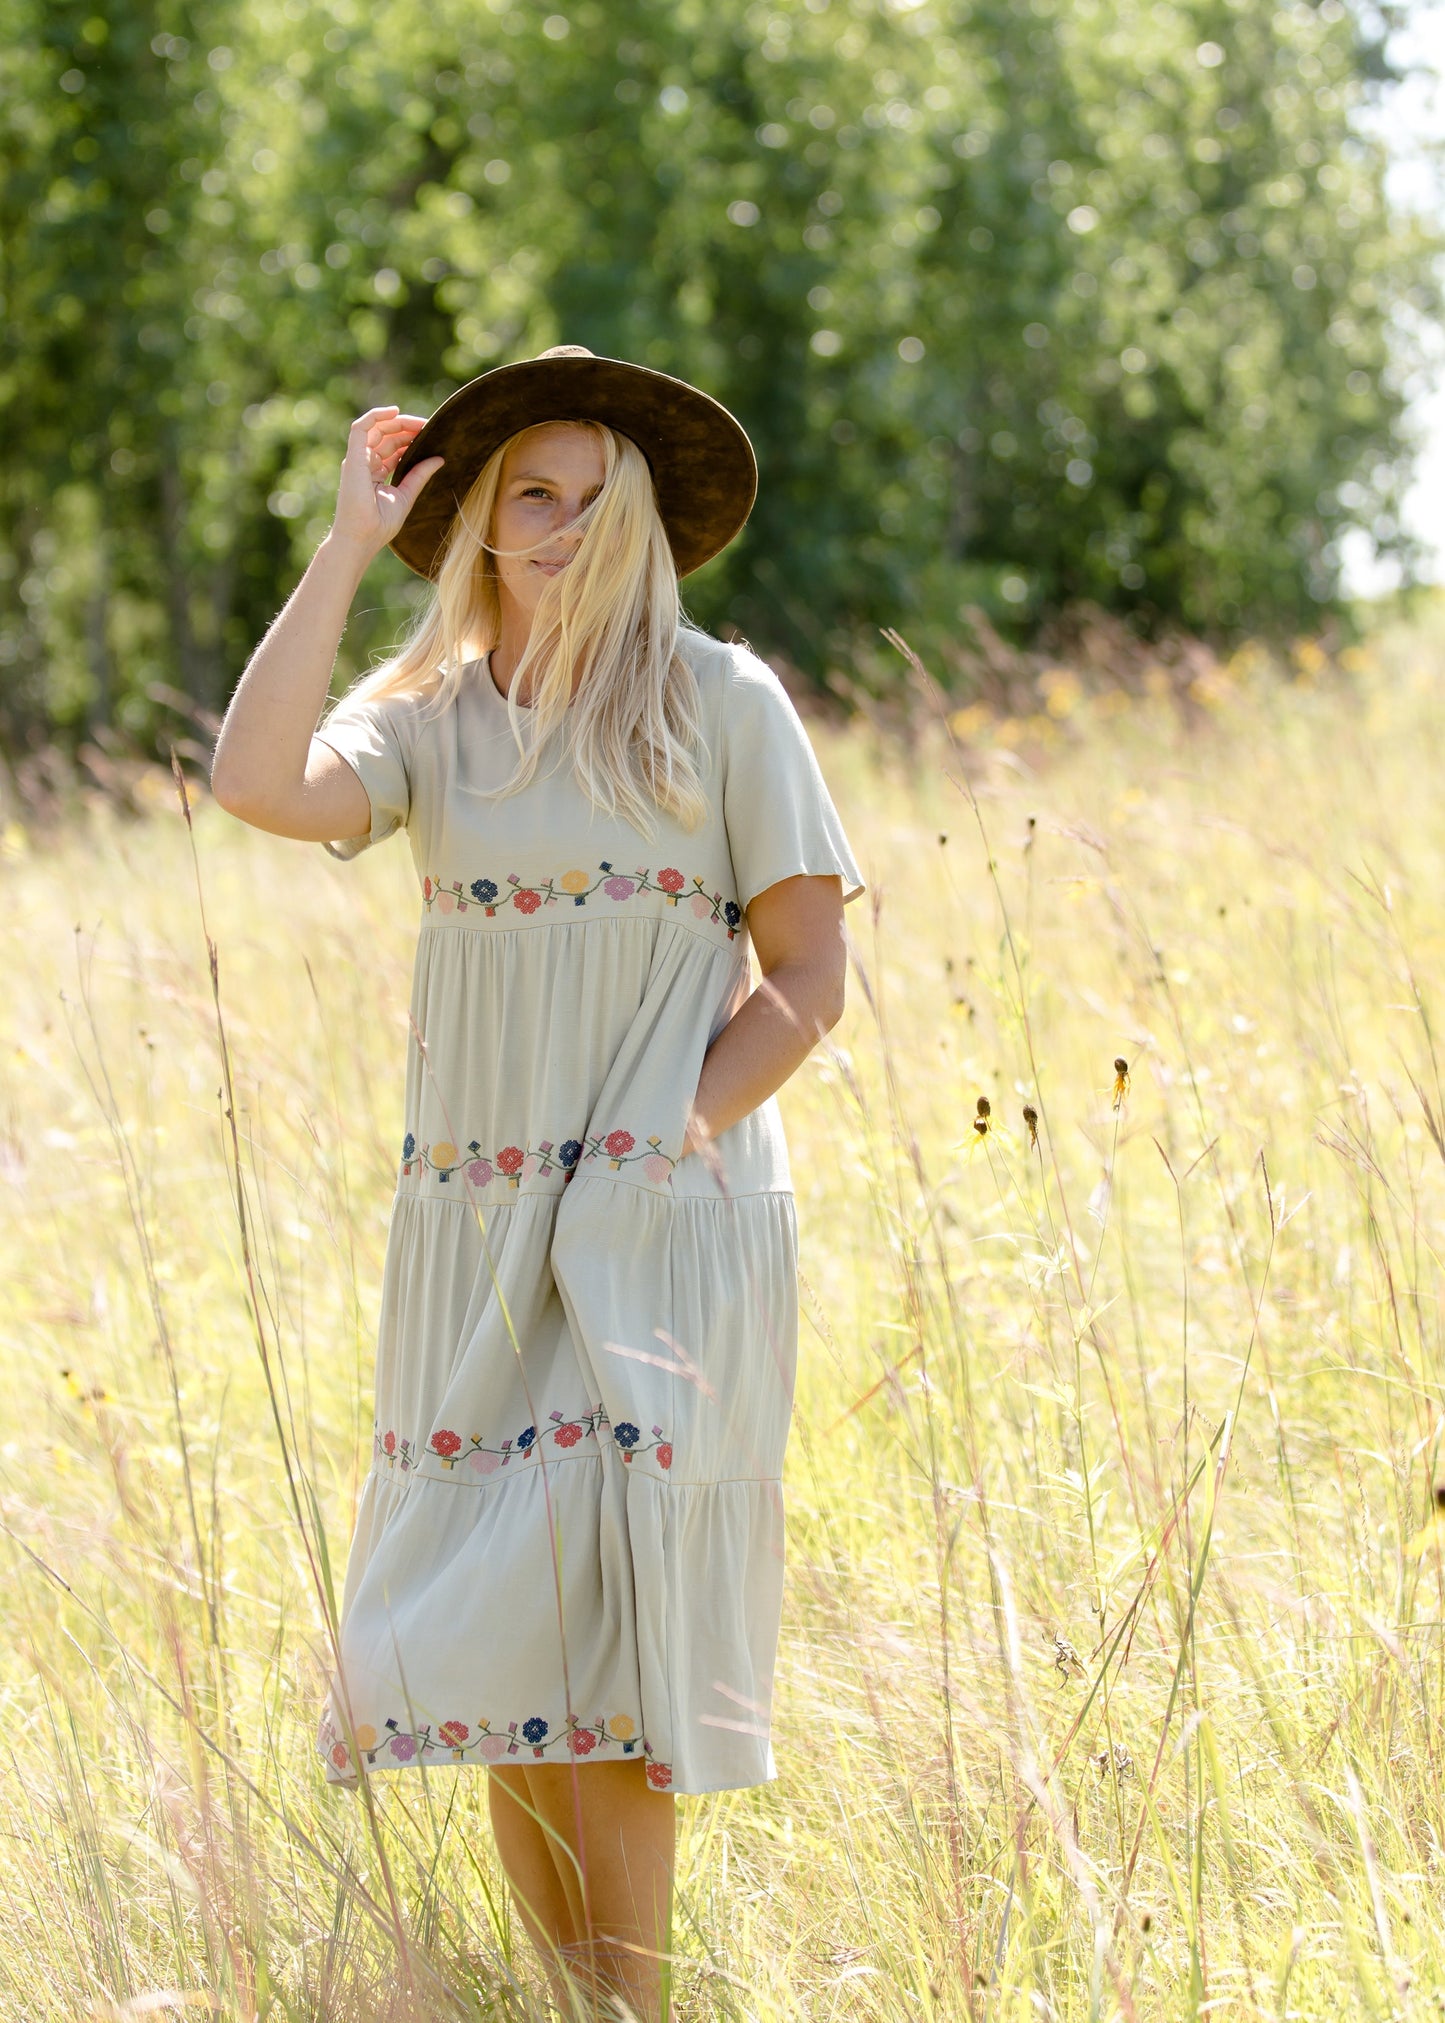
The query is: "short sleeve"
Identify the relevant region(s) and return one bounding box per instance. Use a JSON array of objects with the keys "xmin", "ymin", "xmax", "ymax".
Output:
[
  {"xmin": 313, "ymin": 691, "xmax": 419, "ymax": 862},
  {"xmin": 721, "ymin": 644, "xmax": 866, "ymax": 911}
]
